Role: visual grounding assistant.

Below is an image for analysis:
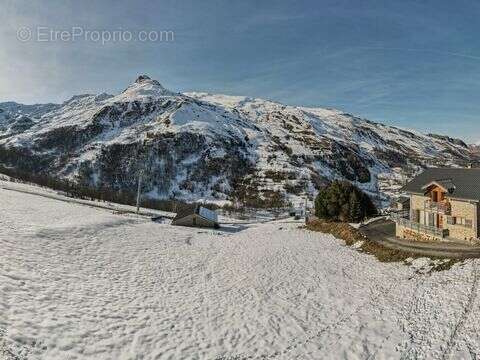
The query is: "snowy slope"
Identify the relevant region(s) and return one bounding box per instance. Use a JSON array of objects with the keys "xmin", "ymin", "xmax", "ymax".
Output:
[
  {"xmin": 0, "ymin": 75, "xmax": 476, "ymax": 207},
  {"xmin": 2, "ymin": 182, "xmax": 480, "ymax": 359}
]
